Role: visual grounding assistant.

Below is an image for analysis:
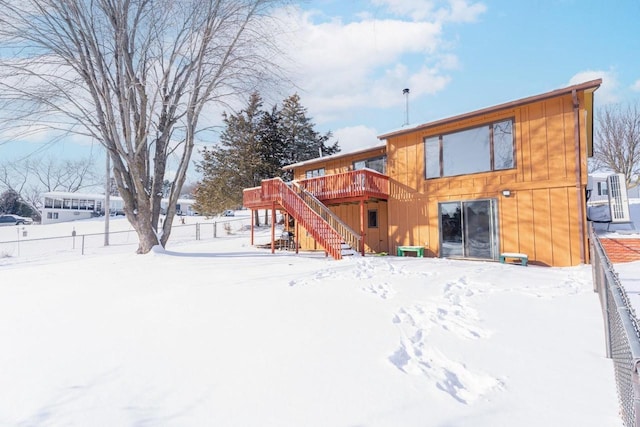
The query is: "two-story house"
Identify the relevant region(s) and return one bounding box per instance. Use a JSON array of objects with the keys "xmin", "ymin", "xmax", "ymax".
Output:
[{"xmin": 243, "ymin": 79, "xmax": 601, "ymax": 267}]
